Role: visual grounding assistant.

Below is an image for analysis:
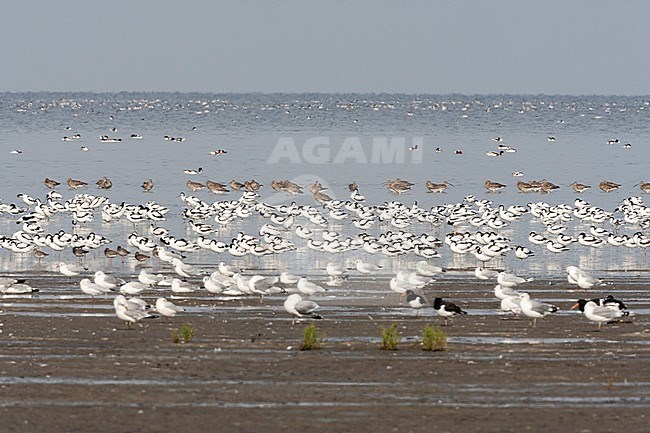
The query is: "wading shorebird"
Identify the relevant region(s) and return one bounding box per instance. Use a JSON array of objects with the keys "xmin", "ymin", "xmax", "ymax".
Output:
[
  {"xmin": 67, "ymin": 178, "xmax": 87, "ymax": 189},
  {"xmin": 517, "ymin": 181, "xmax": 538, "ymax": 193},
  {"xmin": 386, "ymin": 179, "xmax": 413, "ymax": 194},
  {"xmin": 599, "ymin": 180, "xmax": 621, "ymax": 193},
  {"xmin": 96, "ymin": 177, "xmax": 113, "ymax": 190},
  {"xmin": 206, "ymin": 180, "xmax": 229, "ymax": 195},
  {"xmin": 485, "ymin": 180, "xmax": 506, "ymax": 193},
  {"xmin": 540, "ymin": 179, "xmax": 560, "ymax": 193},
  {"xmin": 229, "ymin": 180, "xmax": 245, "ymax": 190},
  {"xmin": 636, "ymin": 181, "xmax": 650, "ymax": 194},
  {"xmin": 570, "ymin": 181, "xmax": 591, "ymax": 193},
  {"xmin": 245, "ymin": 179, "xmax": 262, "ymax": 191},
  {"xmin": 425, "ymin": 180, "xmax": 453, "ymax": 193},
  {"xmin": 187, "ymin": 179, "xmax": 206, "ymax": 192},
  {"xmin": 44, "ymin": 178, "xmax": 61, "ymax": 189}
]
